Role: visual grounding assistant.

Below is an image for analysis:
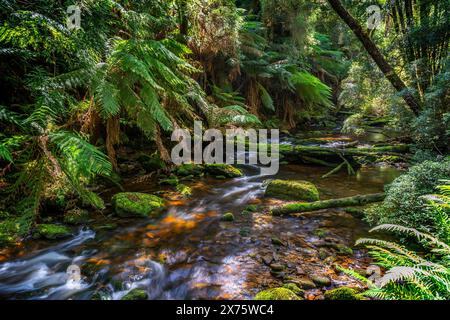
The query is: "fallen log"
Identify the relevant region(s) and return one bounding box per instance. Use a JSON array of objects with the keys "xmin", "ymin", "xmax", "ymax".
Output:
[{"xmin": 271, "ymin": 193, "xmax": 386, "ymax": 216}]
